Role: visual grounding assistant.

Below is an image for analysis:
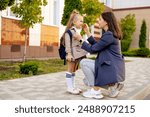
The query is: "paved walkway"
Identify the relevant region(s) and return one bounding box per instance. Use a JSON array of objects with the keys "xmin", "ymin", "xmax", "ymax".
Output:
[{"xmin": 0, "ymin": 57, "xmax": 150, "ymax": 100}]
